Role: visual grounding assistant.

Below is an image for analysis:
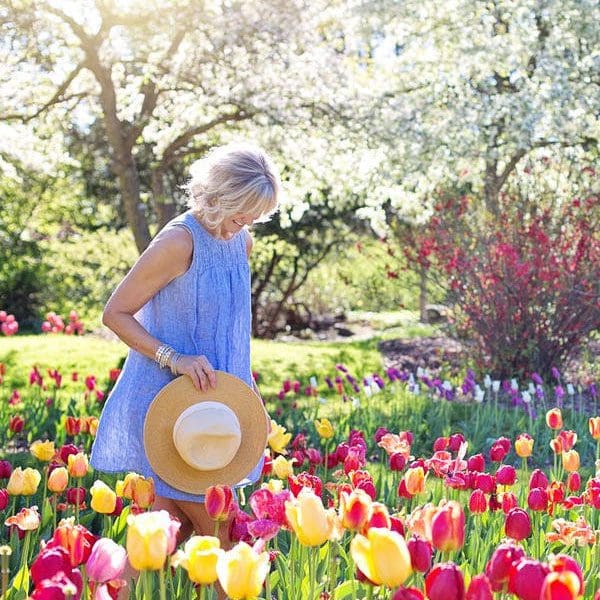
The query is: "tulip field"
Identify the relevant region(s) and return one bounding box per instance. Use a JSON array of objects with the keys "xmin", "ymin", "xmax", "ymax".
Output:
[{"xmin": 1, "ymin": 338, "xmax": 600, "ymax": 599}]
